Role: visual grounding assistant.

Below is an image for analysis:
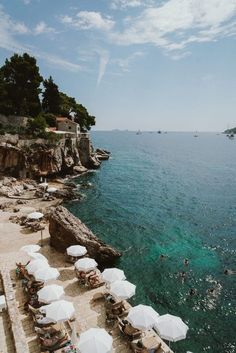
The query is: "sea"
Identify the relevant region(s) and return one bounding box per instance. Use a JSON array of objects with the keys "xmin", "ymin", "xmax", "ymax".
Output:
[{"xmin": 66, "ymin": 131, "xmax": 236, "ymax": 353}]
